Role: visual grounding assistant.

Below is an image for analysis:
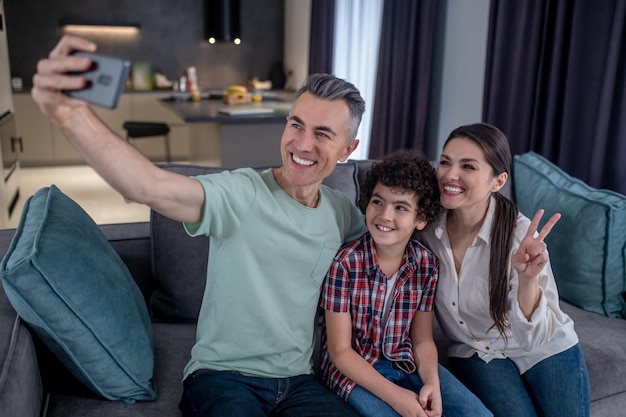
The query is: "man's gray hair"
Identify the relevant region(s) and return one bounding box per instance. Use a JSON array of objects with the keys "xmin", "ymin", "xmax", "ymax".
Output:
[{"xmin": 293, "ymin": 73, "xmax": 365, "ymax": 142}]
